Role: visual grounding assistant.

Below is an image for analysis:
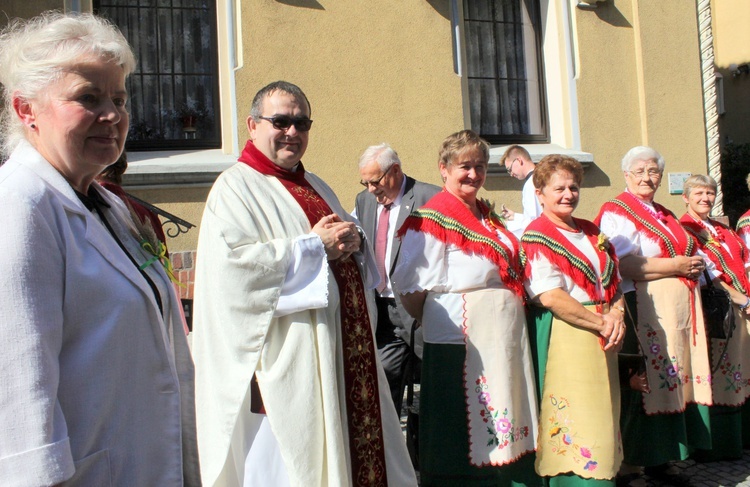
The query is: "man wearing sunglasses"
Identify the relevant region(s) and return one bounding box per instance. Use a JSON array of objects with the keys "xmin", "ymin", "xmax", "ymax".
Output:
[
  {"xmin": 500, "ymin": 144, "xmax": 541, "ymax": 238},
  {"xmin": 353, "ymin": 144, "xmax": 440, "ymax": 416},
  {"xmin": 192, "ymin": 82, "xmax": 417, "ymax": 487}
]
